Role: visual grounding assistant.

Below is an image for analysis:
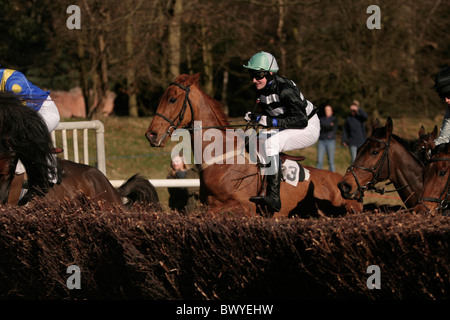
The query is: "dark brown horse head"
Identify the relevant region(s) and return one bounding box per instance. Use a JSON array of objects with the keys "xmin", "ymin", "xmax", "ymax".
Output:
[
  {"xmin": 338, "ymin": 117, "xmax": 394, "ymax": 202},
  {"xmin": 417, "ymin": 125, "xmax": 438, "ymax": 161},
  {"xmin": 414, "ymin": 142, "xmax": 450, "ymax": 215},
  {"xmin": 0, "ymin": 151, "xmax": 18, "ymax": 204},
  {"xmin": 145, "ymin": 73, "xmax": 202, "ymax": 147}
]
